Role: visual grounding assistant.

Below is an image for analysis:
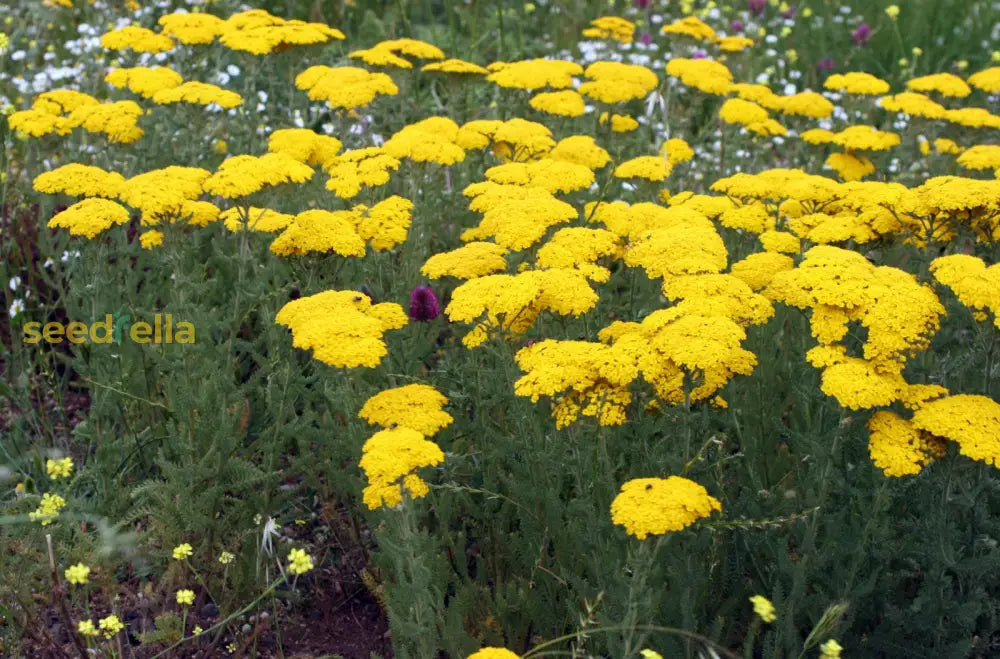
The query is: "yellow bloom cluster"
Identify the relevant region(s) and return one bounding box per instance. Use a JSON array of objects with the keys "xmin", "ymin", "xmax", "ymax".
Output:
[
  {"xmin": 714, "ymin": 36, "xmax": 754, "ymax": 52},
  {"xmin": 461, "ymin": 184, "xmax": 576, "ymax": 249},
  {"xmin": 275, "ymin": 290, "xmax": 407, "ymax": 368},
  {"xmin": 421, "ymin": 242, "xmax": 509, "ymax": 280},
  {"xmin": 457, "ymin": 118, "xmax": 556, "ymax": 160},
  {"xmin": 221, "ymin": 207, "xmax": 295, "ymax": 233},
  {"xmin": 968, "ymin": 66, "xmax": 1000, "ymax": 93},
  {"xmin": 802, "ymin": 125, "xmax": 900, "ymax": 152},
  {"xmin": 486, "ymin": 59, "xmax": 582, "ymax": 91},
  {"xmin": 529, "ymin": 90, "xmax": 586, "ymax": 117},
  {"xmin": 295, "ymin": 66, "xmax": 398, "ymax": 110},
  {"xmin": 219, "ymin": 9, "xmax": 345, "ymax": 55},
  {"xmin": 912, "ymin": 395, "xmax": 1000, "ymax": 467},
  {"xmin": 867, "ymin": 411, "xmax": 945, "ymax": 477},
  {"xmin": 582, "ymin": 16, "xmax": 635, "ymax": 43},
  {"xmin": 46, "ymin": 457, "xmax": 74, "ymax": 479},
  {"xmin": 661, "ymin": 16, "xmax": 716, "ymax": 41},
  {"xmin": 203, "ymin": 153, "xmax": 314, "ymax": 199},
  {"xmin": 666, "ymin": 58, "xmax": 732, "ymax": 95},
  {"xmin": 48, "ymin": 198, "xmax": 131, "ymax": 238},
  {"xmin": 599, "ymin": 112, "xmax": 639, "ymax": 132},
  {"xmin": 34, "ymin": 164, "xmax": 125, "ymax": 198},
  {"xmin": 422, "ymin": 59, "xmax": 489, "ymax": 75},
  {"xmin": 153, "ymin": 81, "xmax": 243, "ymax": 109},
  {"xmin": 930, "ymin": 255, "xmax": 1000, "ymax": 327},
  {"xmin": 270, "ymin": 196, "xmax": 413, "ymax": 256},
  {"xmin": 287, "ymin": 547, "xmax": 314, "ymax": 575},
  {"xmin": 324, "ymin": 147, "xmax": 401, "ymax": 199},
  {"xmin": 719, "ymin": 98, "xmax": 786, "ymax": 137},
  {"xmin": 100, "ymin": 25, "xmax": 175, "ymax": 53},
  {"xmin": 105, "ymin": 66, "xmax": 183, "ymax": 99},
  {"xmin": 268, "ymin": 128, "xmax": 342, "ymax": 168},
  {"xmin": 351, "ymin": 38, "xmax": 444, "ymax": 68},
  {"xmin": 579, "ymin": 61, "xmax": 658, "ymax": 104},
  {"xmin": 157, "ymin": 12, "xmax": 225, "ymax": 45},
  {"xmin": 956, "ymin": 144, "xmax": 1000, "ymax": 172},
  {"xmin": 383, "ymin": 117, "xmax": 467, "ymax": 165},
  {"xmin": 535, "ymin": 227, "xmax": 623, "ymax": 282},
  {"xmin": 906, "ymin": 72, "xmax": 972, "ymax": 98},
  {"xmin": 60, "ymin": 100, "xmax": 144, "ymax": 144},
  {"xmin": 359, "ymin": 384, "xmax": 454, "ymax": 436},
  {"xmin": 879, "ymin": 91, "xmax": 947, "ymax": 119},
  {"xmin": 824, "ymin": 72, "xmax": 890, "ymax": 95},
  {"xmin": 467, "ymin": 649, "xmax": 520, "ymax": 659},
  {"xmin": 359, "ymin": 426, "xmax": 444, "ymax": 509},
  {"xmin": 610, "ymin": 476, "xmax": 721, "ymax": 540},
  {"xmin": 120, "ymin": 166, "xmax": 212, "ymax": 223},
  {"xmin": 446, "ymin": 269, "xmax": 598, "ymax": 348},
  {"xmin": 485, "ymin": 158, "xmax": 595, "ymax": 194}
]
